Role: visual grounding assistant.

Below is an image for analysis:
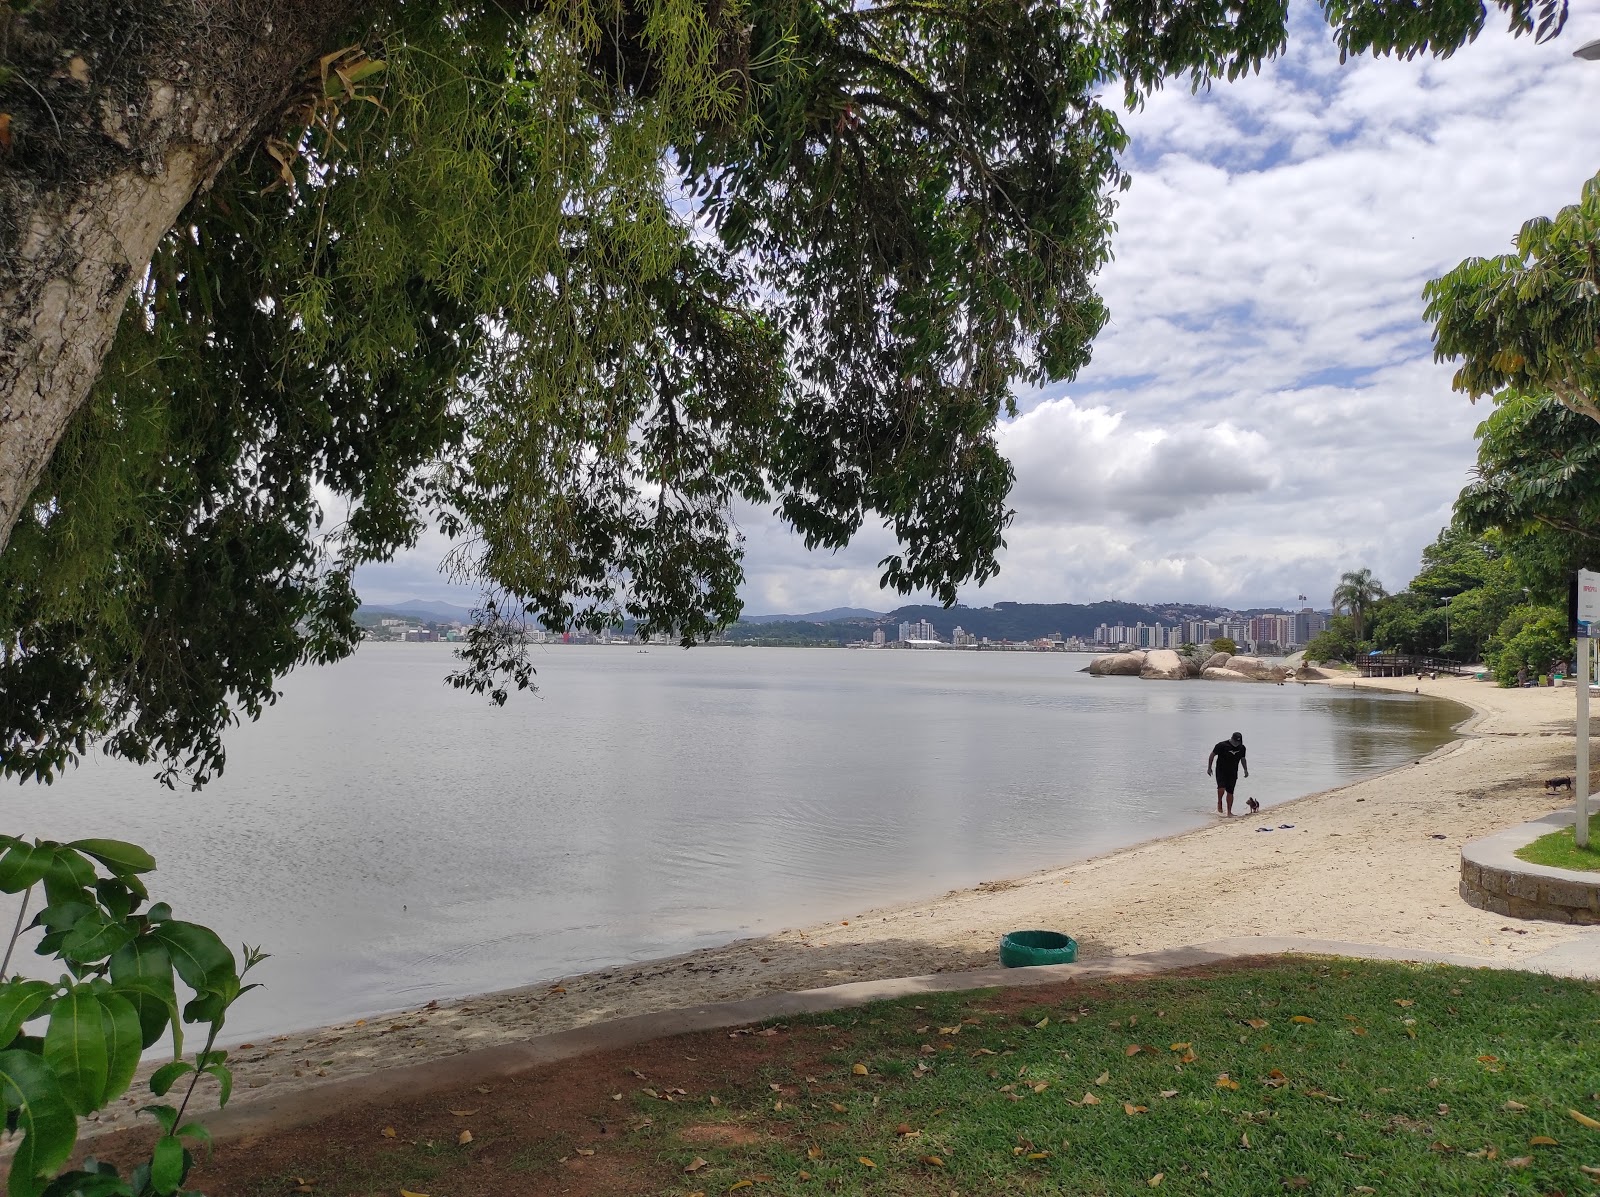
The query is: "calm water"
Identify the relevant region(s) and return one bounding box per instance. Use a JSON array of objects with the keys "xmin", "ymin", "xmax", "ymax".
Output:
[{"xmin": 6, "ymin": 646, "xmax": 1463, "ymax": 1040}]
